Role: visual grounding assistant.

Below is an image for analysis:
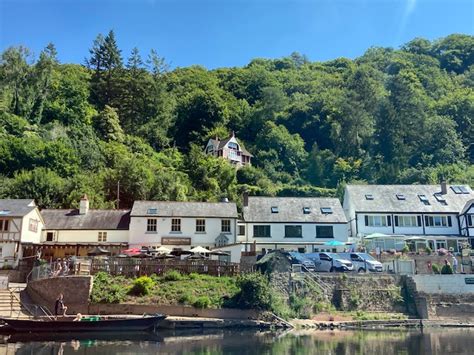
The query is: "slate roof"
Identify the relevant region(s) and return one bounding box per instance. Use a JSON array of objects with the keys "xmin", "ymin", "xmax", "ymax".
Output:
[
  {"xmin": 212, "ymin": 136, "xmax": 253, "ymax": 157},
  {"xmin": 0, "ymin": 199, "xmax": 37, "ymax": 217},
  {"xmin": 41, "ymin": 209, "xmax": 131, "ymax": 230},
  {"xmin": 345, "ymin": 185, "xmax": 473, "ymax": 214},
  {"xmin": 131, "ymin": 201, "xmax": 238, "ymax": 218},
  {"xmin": 243, "ymin": 197, "xmax": 347, "ymax": 223}
]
